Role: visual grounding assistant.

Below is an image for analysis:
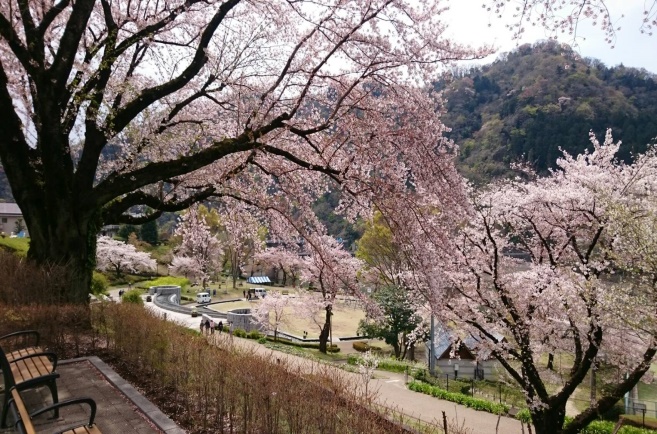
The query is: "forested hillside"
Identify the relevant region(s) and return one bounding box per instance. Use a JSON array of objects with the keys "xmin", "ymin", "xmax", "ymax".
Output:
[{"xmin": 439, "ymin": 40, "xmax": 657, "ymax": 183}]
